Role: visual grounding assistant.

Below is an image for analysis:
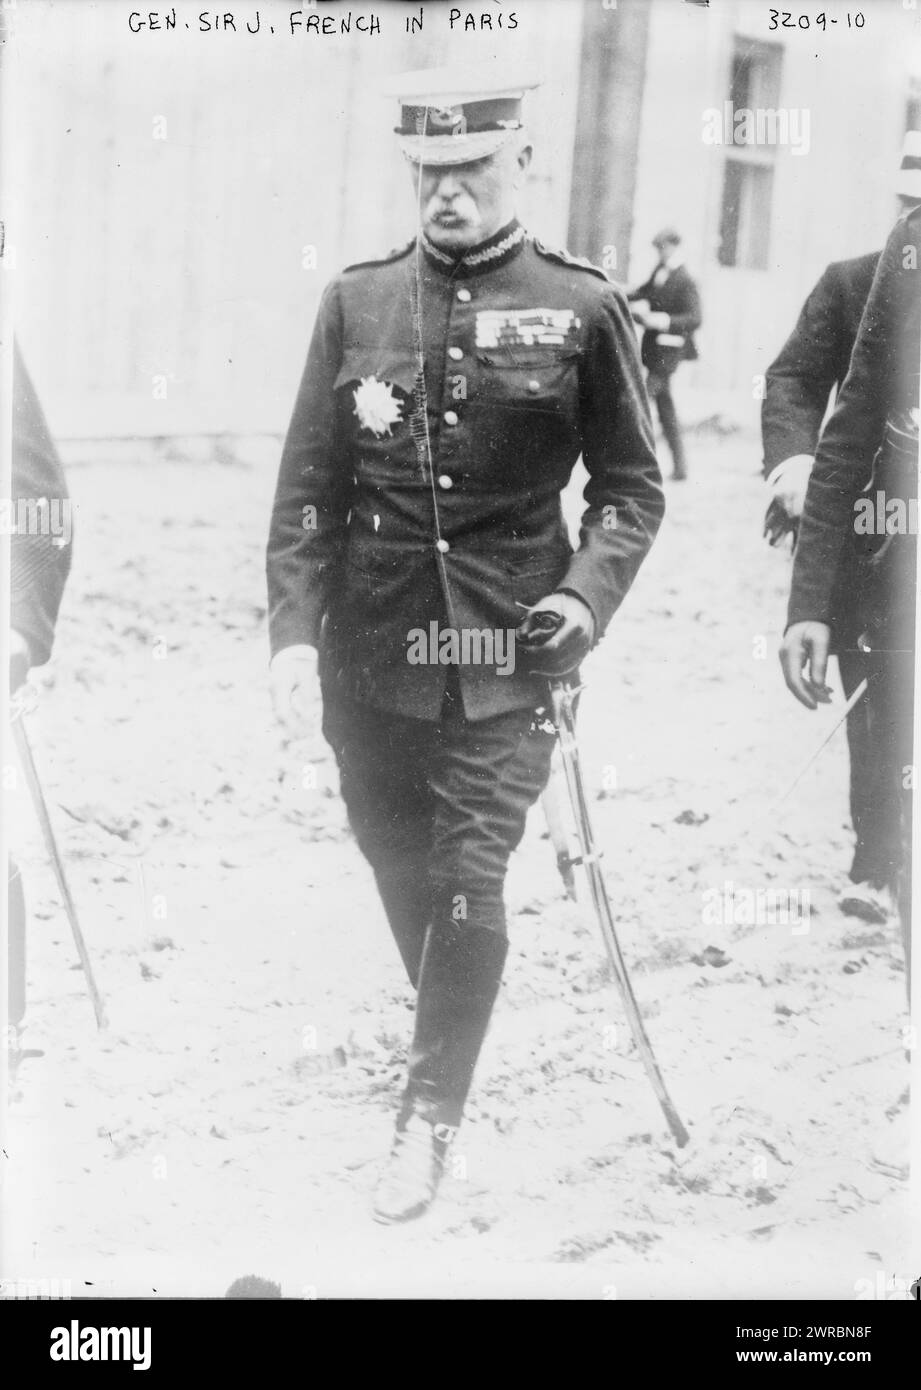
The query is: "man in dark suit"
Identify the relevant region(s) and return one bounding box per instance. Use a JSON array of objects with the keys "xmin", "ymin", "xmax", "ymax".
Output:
[
  {"xmin": 266, "ymin": 70, "xmax": 664, "ymax": 1222},
  {"xmin": 765, "ymin": 140, "xmax": 921, "ymax": 922},
  {"xmin": 780, "ymin": 206, "xmax": 920, "ymax": 978},
  {"xmin": 763, "ymin": 250, "xmax": 887, "ymax": 920},
  {"xmin": 628, "ymin": 228, "xmax": 701, "ymax": 481}
]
